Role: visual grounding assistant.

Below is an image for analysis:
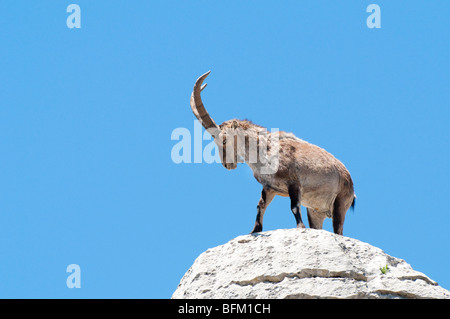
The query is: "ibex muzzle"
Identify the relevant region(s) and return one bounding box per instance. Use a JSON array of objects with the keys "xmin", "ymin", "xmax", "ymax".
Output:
[{"xmin": 190, "ymin": 71, "xmax": 356, "ymax": 235}]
